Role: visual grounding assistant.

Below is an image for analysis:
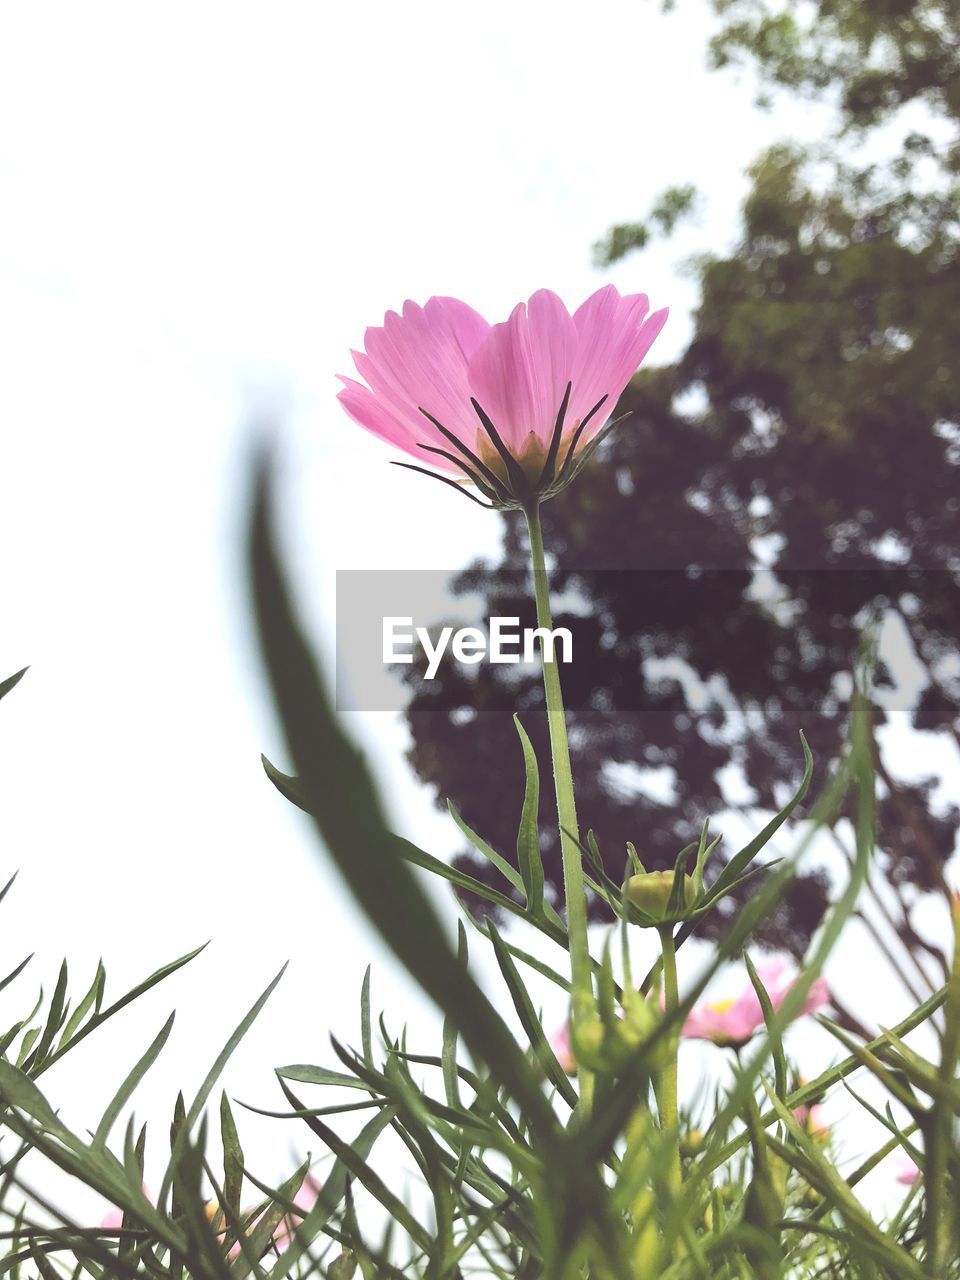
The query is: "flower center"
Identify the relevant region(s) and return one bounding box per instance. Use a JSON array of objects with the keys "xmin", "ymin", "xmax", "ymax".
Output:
[{"xmin": 708, "ymin": 998, "xmax": 736, "ymax": 1015}]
